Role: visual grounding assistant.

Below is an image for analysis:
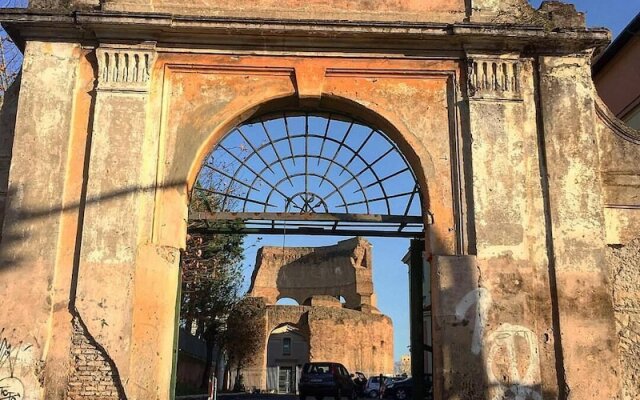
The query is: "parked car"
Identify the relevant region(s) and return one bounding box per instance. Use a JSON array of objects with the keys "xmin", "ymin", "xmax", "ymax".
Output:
[
  {"xmin": 352, "ymin": 371, "xmax": 368, "ymax": 397},
  {"xmin": 382, "ymin": 377, "xmax": 433, "ymax": 400},
  {"xmin": 299, "ymin": 362, "xmax": 357, "ymax": 400},
  {"xmin": 364, "ymin": 376, "xmax": 401, "ymax": 398}
]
